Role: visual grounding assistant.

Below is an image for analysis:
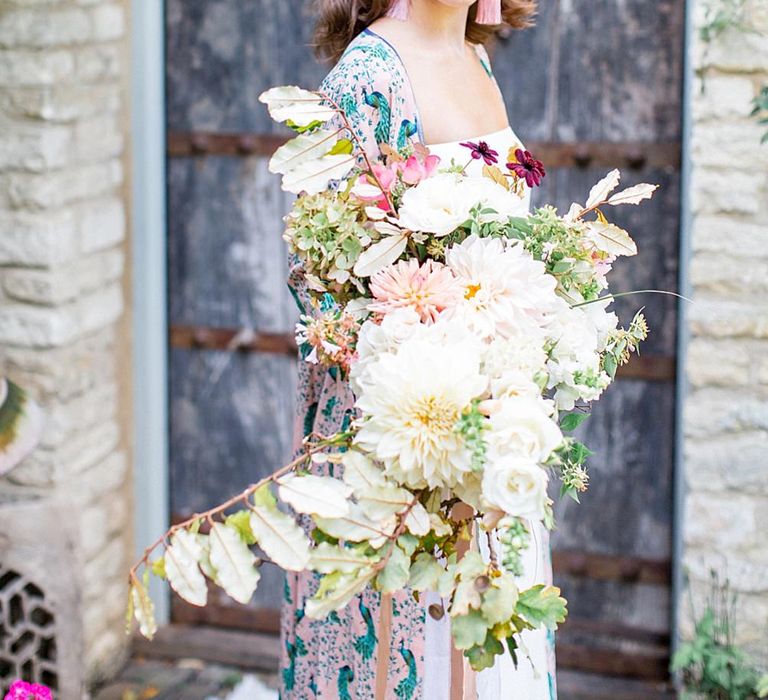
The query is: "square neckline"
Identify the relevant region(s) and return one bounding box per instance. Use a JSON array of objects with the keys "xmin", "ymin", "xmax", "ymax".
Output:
[{"xmin": 361, "ymin": 27, "xmax": 511, "ymax": 148}]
